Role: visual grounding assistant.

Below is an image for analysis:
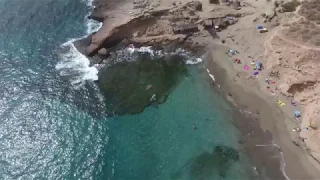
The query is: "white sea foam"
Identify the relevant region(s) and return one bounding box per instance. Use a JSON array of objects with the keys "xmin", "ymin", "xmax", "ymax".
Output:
[
  {"xmin": 56, "ymin": 39, "xmax": 98, "ymax": 86},
  {"xmin": 124, "ymin": 44, "xmax": 203, "ymax": 65},
  {"xmin": 186, "ymin": 58, "xmax": 202, "ymax": 65},
  {"xmin": 137, "ymin": 46, "xmax": 154, "ymax": 56},
  {"xmin": 56, "ymin": 0, "xmax": 102, "ymax": 86},
  {"xmin": 83, "ymin": 0, "xmax": 94, "ymax": 7},
  {"xmin": 255, "ymin": 143, "xmax": 290, "ymax": 180},
  {"xmin": 84, "ymin": 0, "xmax": 102, "ymax": 34},
  {"xmin": 126, "ymin": 45, "xmax": 155, "ymax": 56},
  {"xmin": 85, "ymin": 19, "xmax": 102, "ymax": 34},
  {"xmin": 206, "ymin": 68, "xmax": 215, "ymax": 81}
]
